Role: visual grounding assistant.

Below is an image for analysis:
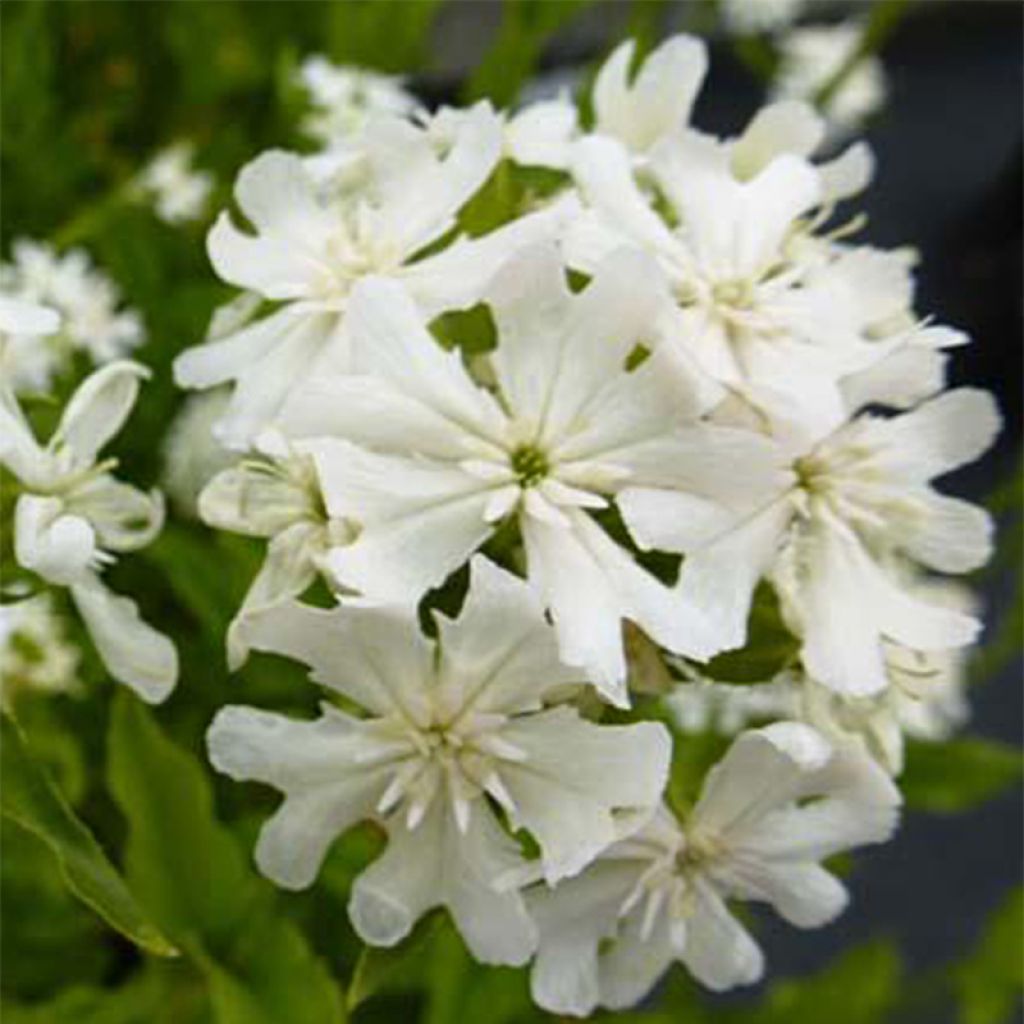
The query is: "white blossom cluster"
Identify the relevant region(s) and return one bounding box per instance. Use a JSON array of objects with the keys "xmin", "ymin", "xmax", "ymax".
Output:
[
  {"xmin": 1, "ymin": 298, "xmax": 178, "ymax": 704},
  {"xmin": 0, "ymin": 240, "xmax": 145, "ymax": 394},
  {"xmin": 135, "ymin": 142, "xmax": 214, "ymax": 226},
  {"xmin": 171, "ymin": 38, "xmax": 998, "ymax": 1015}
]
